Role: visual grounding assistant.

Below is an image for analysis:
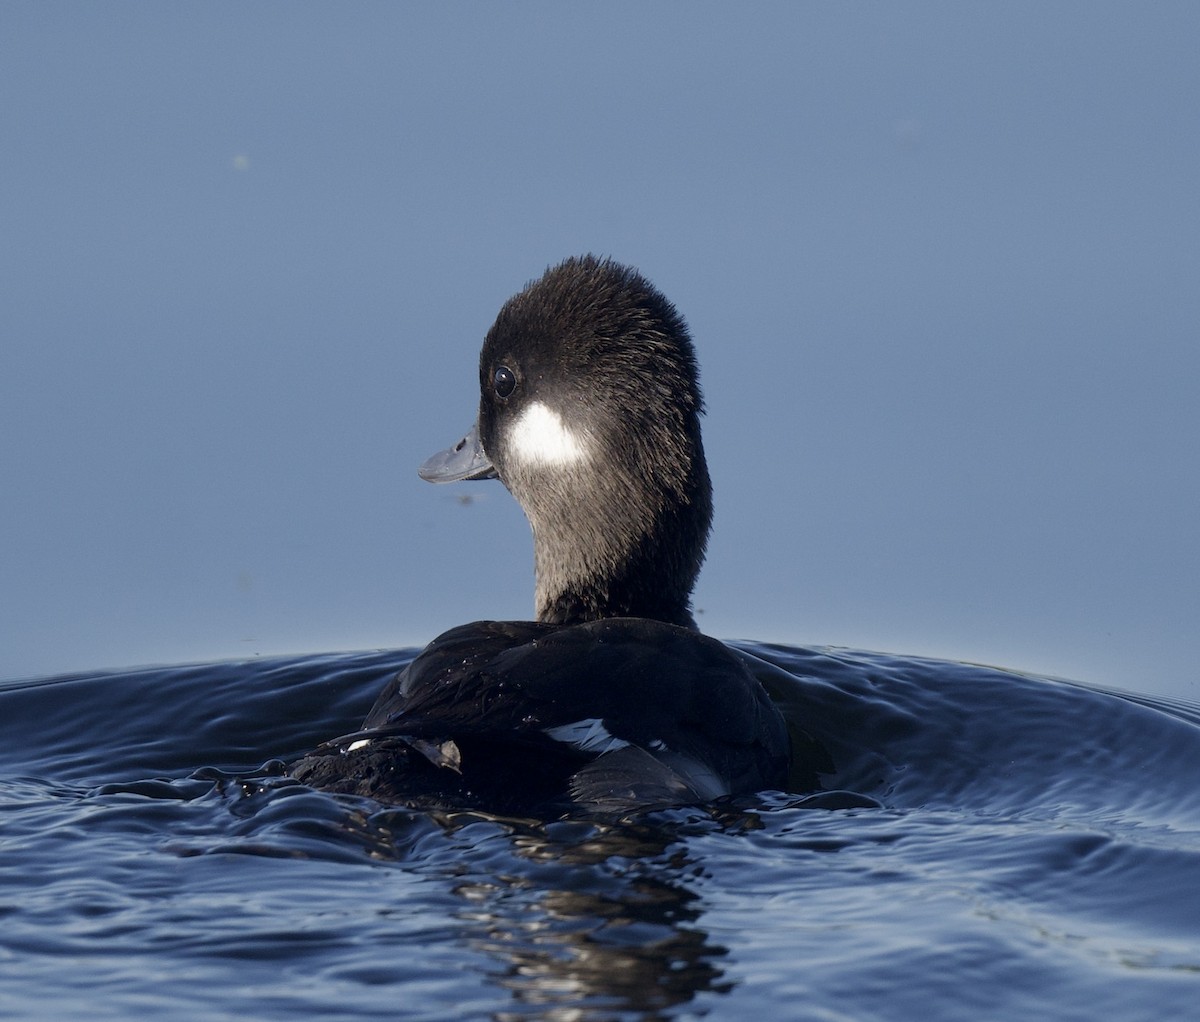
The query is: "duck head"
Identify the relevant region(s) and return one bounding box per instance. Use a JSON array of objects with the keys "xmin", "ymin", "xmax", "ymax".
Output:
[{"xmin": 420, "ymin": 256, "xmax": 713, "ymax": 629}]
